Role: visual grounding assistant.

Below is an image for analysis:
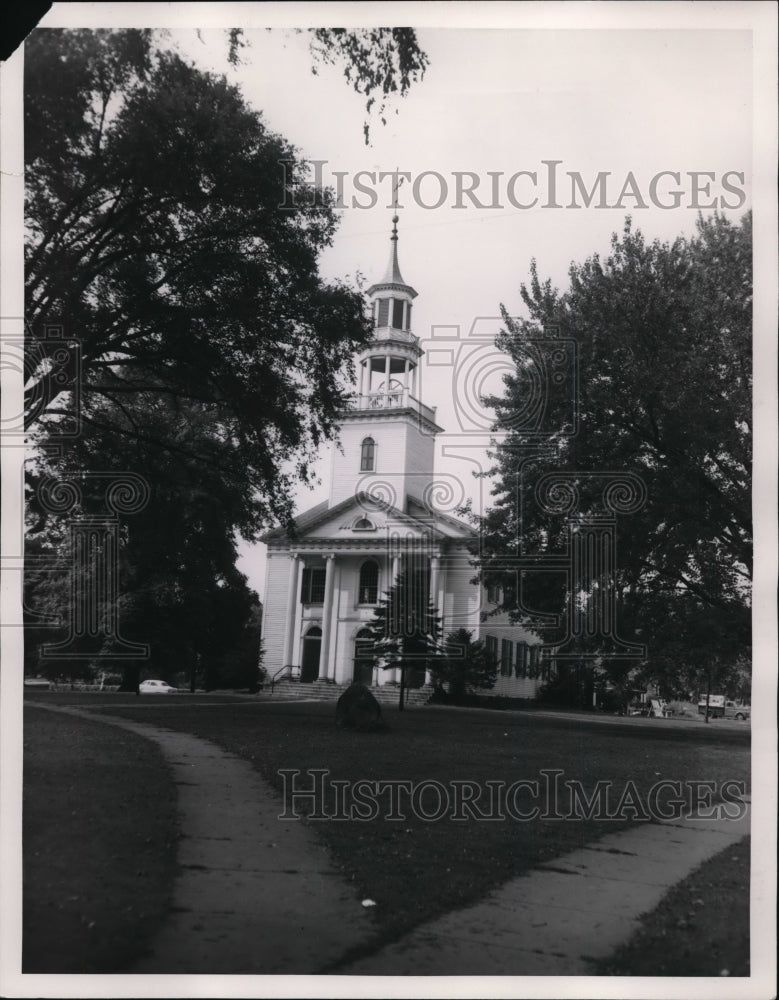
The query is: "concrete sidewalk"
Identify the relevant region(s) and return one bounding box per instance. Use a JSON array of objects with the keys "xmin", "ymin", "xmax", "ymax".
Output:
[
  {"xmin": 32, "ymin": 703, "xmax": 750, "ymax": 976},
  {"xmin": 337, "ymin": 809, "xmax": 750, "ymax": 975}
]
